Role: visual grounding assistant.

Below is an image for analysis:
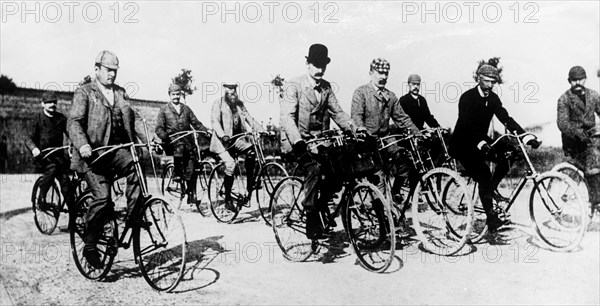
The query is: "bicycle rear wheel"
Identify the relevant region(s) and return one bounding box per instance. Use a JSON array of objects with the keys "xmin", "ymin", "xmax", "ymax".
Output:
[
  {"xmin": 529, "ymin": 172, "xmax": 588, "ymax": 251},
  {"xmin": 411, "ymin": 168, "xmax": 473, "ymax": 256},
  {"xmin": 256, "ymin": 162, "xmax": 288, "ymax": 226},
  {"xmin": 208, "ymin": 163, "xmax": 243, "ymax": 223},
  {"xmin": 345, "ymin": 181, "xmax": 395, "ymax": 273},
  {"xmin": 161, "ymin": 163, "xmax": 183, "ymax": 200},
  {"xmin": 194, "ymin": 161, "xmax": 213, "ymax": 216},
  {"xmin": 446, "ymin": 176, "xmax": 487, "ymax": 244},
  {"xmin": 551, "ymin": 162, "xmax": 589, "ymax": 204},
  {"xmin": 134, "ymin": 197, "xmax": 187, "ymax": 292},
  {"xmin": 271, "ymin": 177, "xmax": 315, "ymax": 262},
  {"xmin": 69, "ymin": 193, "xmax": 117, "ymax": 280},
  {"xmin": 32, "ymin": 177, "xmax": 62, "ymax": 235}
]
